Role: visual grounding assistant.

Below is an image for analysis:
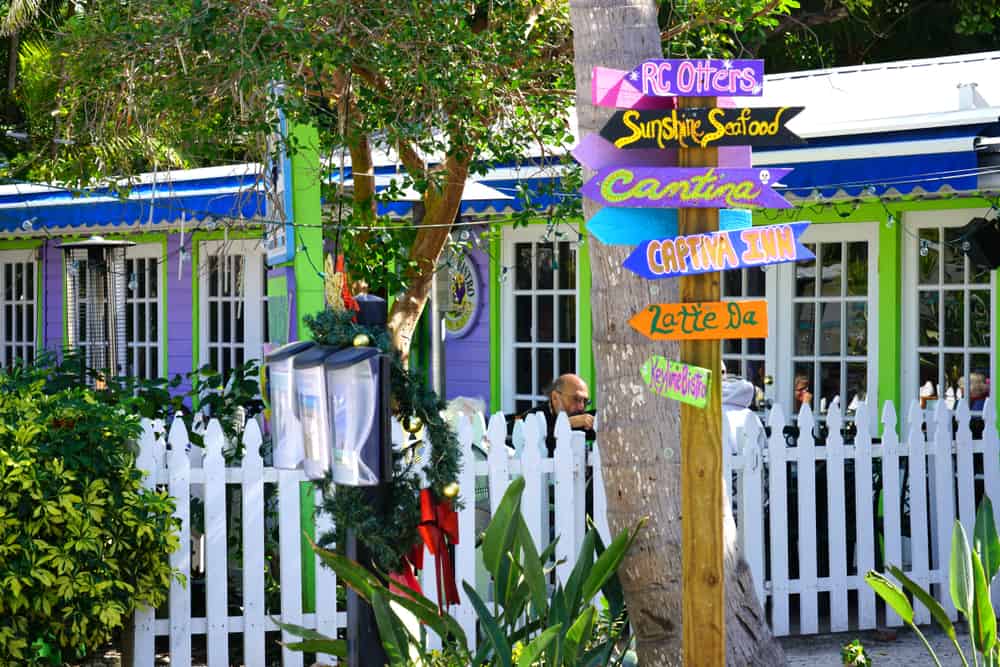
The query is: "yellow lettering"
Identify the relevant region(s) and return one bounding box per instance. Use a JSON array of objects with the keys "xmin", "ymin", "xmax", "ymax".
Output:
[
  {"xmin": 716, "ymin": 233, "xmax": 740, "ymax": 268},
  {"xmin": 646, "ymin": 240, "xmax": 664, "ymax": 275},
  {"xmin": 614, "ymin": 111, "xmax": 645, "ymax": 149},
  {"xmin": 701, "ymin": 108, "xmax": 727, "ymax": 147},
  {"xmin": 740, "ymin": 229, "xmax": 766, "ymax": 263},
  {"xmin": 599, "ymin": 168, "xmax": 634, "ymax": 203},
  {"xmin": 660, "ymin": 239, "xmax": 680, "ymax": 273},
  {"xmin": 776, "ymin": 224, "xmax": 796, "ymax": 259}
]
